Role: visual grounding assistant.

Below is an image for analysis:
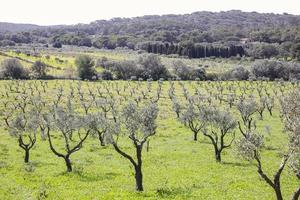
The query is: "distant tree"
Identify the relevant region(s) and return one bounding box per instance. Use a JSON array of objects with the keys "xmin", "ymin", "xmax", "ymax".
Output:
[
  {"xmin": 251, "ymin": 60, "xmax": 289, "ymax": 81},
  {"xmin": 75, "ymin": 55, "xmax": 96, "ymax": 80},
  {"xmin": 247, "ymin": 43, "xmax": 279, "ymax": 59},
  {"xmin": 172, "ymin": 60, "xmax": 191, "ymax": 80},
  {"xmin": 111, "ymin": 60, "xmax": 142, "ymax": 80},
  {"xmin": 78, "ymin": 37, "xmax": 92, "ymax": 47},
  {"xmin": 0, "ymin": 59, "xmax": 28, "ymax": 79},
  {"xmin": 138, "ymin": 54, "xmax": 169, "ymax": 80},
  {"xmin": 100, "ymin": 70, "xmax": 113, "ymax": 80},
  {"xmin": 31, "ymin": 60, "xmax": 47, "ymax": 78},
  {"xmin": 52, "ymin": 41, "xmax": 62, "ymax": 48},
  {"xmin": 0, "ymin": 39, "xmax": 15, "ymax": 47},
  {"xmin": 223, "ymin": 66, "xmax": 249, "ymax": 80},
  {"xmin": 191, "ymin": 68, "xmax": 206, "ymax": 80},
  {"xmin": 291, "ymin": 43, "xmax": 300, "ymax": 61}
]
